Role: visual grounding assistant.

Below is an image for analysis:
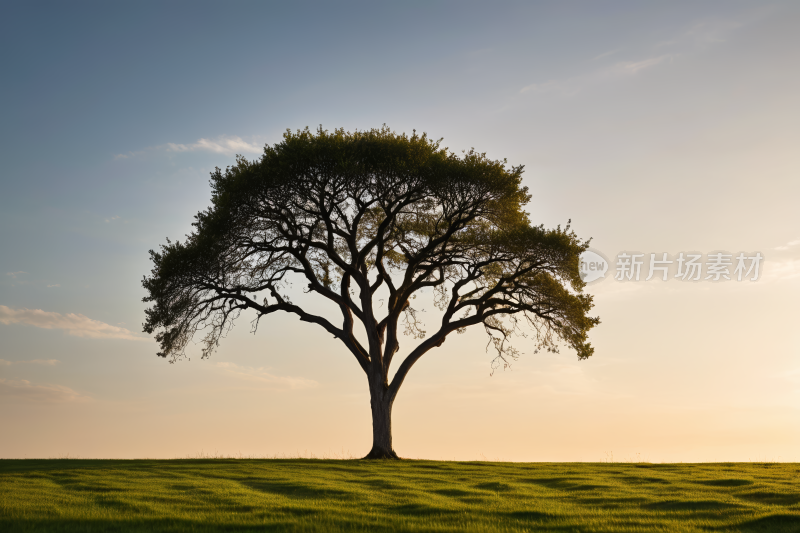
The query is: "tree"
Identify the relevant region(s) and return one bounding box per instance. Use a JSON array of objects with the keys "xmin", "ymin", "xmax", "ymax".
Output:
[{"xmin": 142, "ymin": 127, "xmax": 599, "ymax": 459}]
